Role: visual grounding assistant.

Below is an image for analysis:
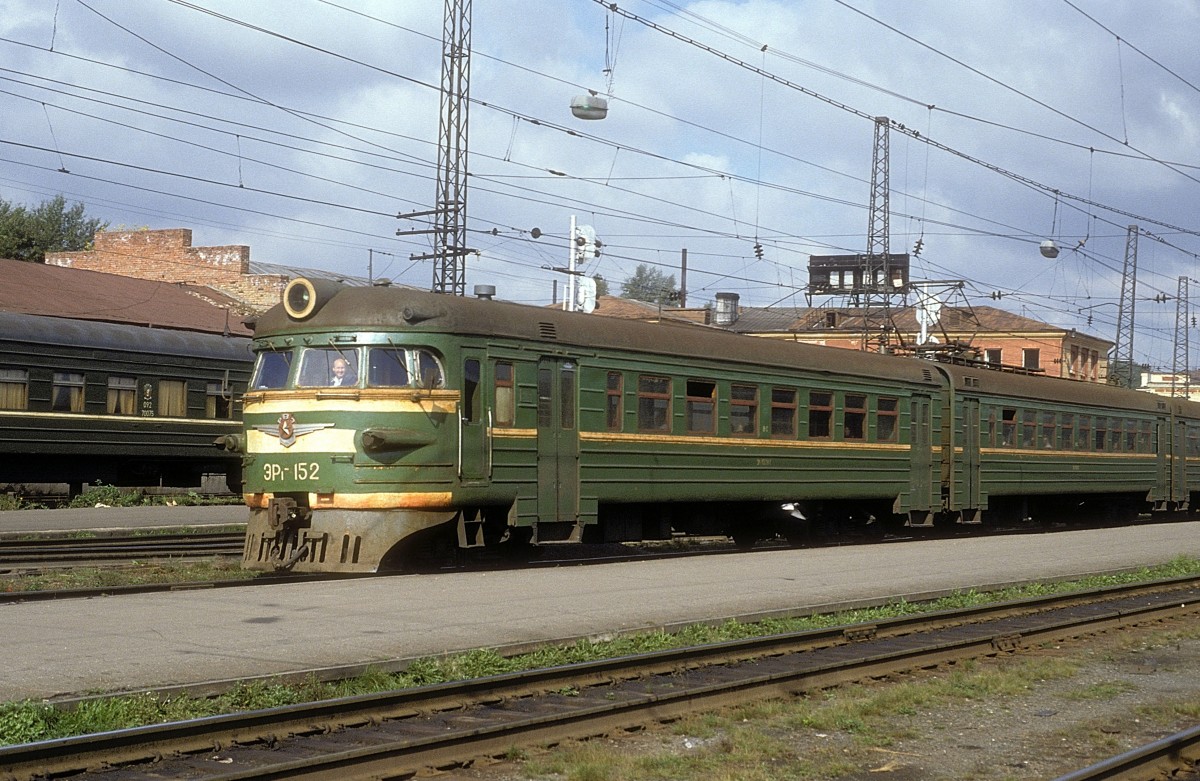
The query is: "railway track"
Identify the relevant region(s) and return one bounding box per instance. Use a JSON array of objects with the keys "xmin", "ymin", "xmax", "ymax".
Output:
[
  {"xmin": 1053, "ymin": 724, "xmax": 1200, "ymax": 780},
  {"xmin": 0, "ymin": 531, "xmax": 245, "ymax": 570},
  {"xmin": 2, "ymin": 575, "xmax": 1197, "ymax": 781}
]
